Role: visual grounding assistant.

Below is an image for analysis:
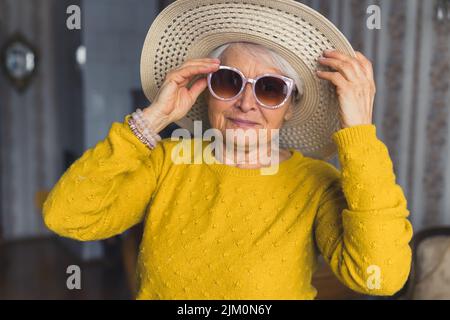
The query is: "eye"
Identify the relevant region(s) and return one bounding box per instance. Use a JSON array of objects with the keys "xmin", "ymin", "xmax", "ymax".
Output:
[
  {"xmin": 261, "ymin": 82, "xmax": 277, "ymax": 92},
  {"xmin": 230, "ymin": 72, "xmax": 241, "ymax": 87}
]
